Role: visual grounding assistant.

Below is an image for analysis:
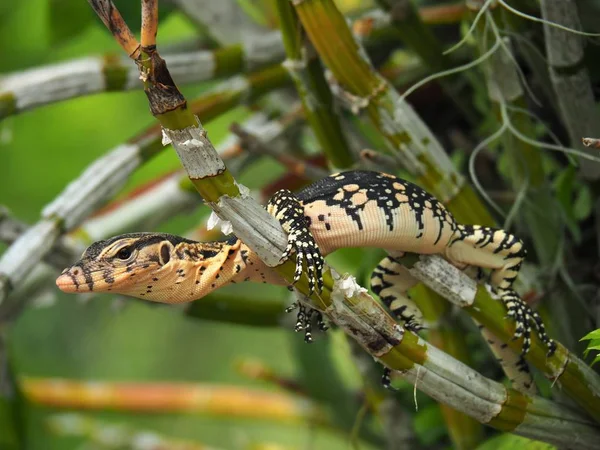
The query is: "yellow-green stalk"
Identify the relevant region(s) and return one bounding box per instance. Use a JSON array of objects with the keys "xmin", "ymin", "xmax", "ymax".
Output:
[{"xmin": 275, "ymin": 0, "xmax": 354, "ymax": 169}]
